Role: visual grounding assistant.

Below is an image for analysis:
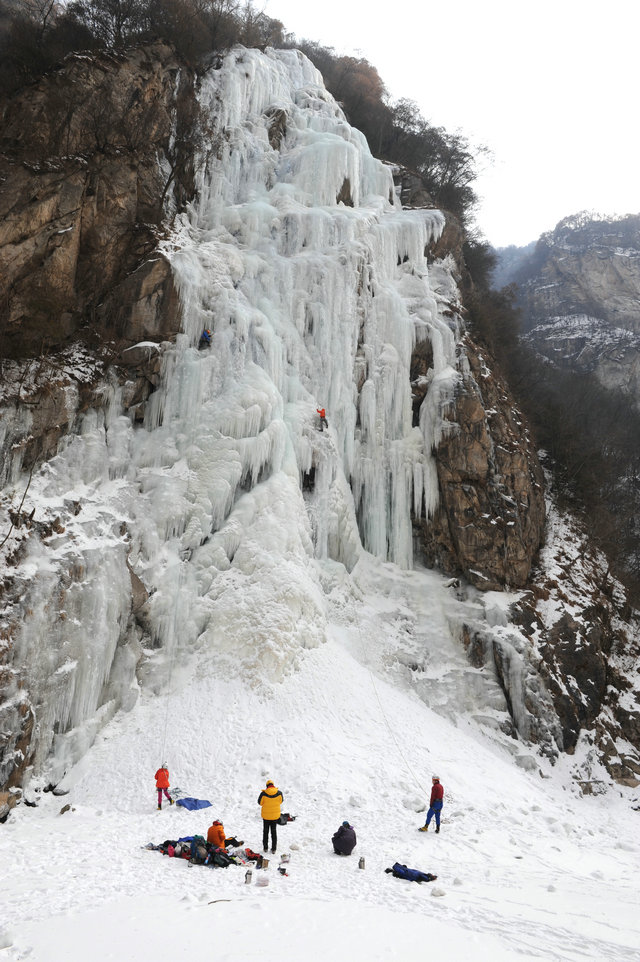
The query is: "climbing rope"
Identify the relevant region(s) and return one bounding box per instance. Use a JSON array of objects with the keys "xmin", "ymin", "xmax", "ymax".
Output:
[
  {"xmin": 157, "ymin": 560, "xmax": 186, "ymax": 764},
  {"xmin": 354, "ymin": 607, "xmax": 430, "ymax": 799},
  {"xmin": 156, "ymin": 345, "xmax": 205, "ymax": 766}
]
